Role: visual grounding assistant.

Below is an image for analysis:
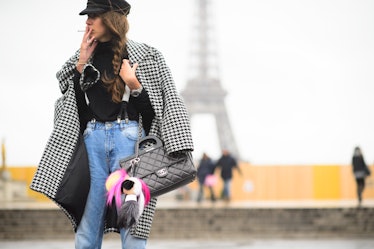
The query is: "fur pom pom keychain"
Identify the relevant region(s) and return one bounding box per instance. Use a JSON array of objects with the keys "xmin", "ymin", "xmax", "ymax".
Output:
[{"xmin": 105, "ymin": 169, "xmax": 151, "ymax": 228}]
